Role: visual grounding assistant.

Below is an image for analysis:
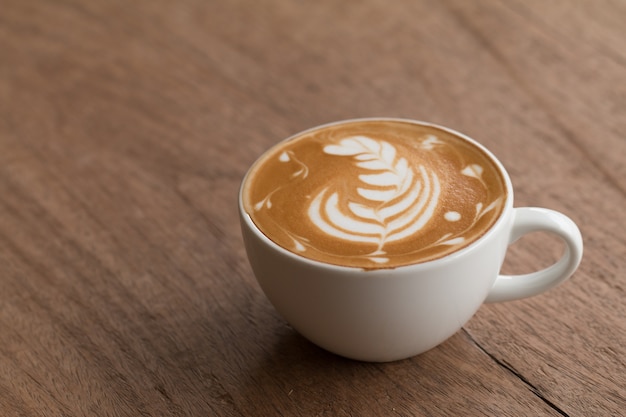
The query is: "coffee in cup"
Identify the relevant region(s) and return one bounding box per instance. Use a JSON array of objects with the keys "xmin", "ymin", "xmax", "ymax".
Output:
[
  {"xmin": 242, "ymin": 119, "xmax": 507, "ymax": 268},
  {"xmin": 239, "ymin": 118, "xmax": 583, "ymax": 361}
]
